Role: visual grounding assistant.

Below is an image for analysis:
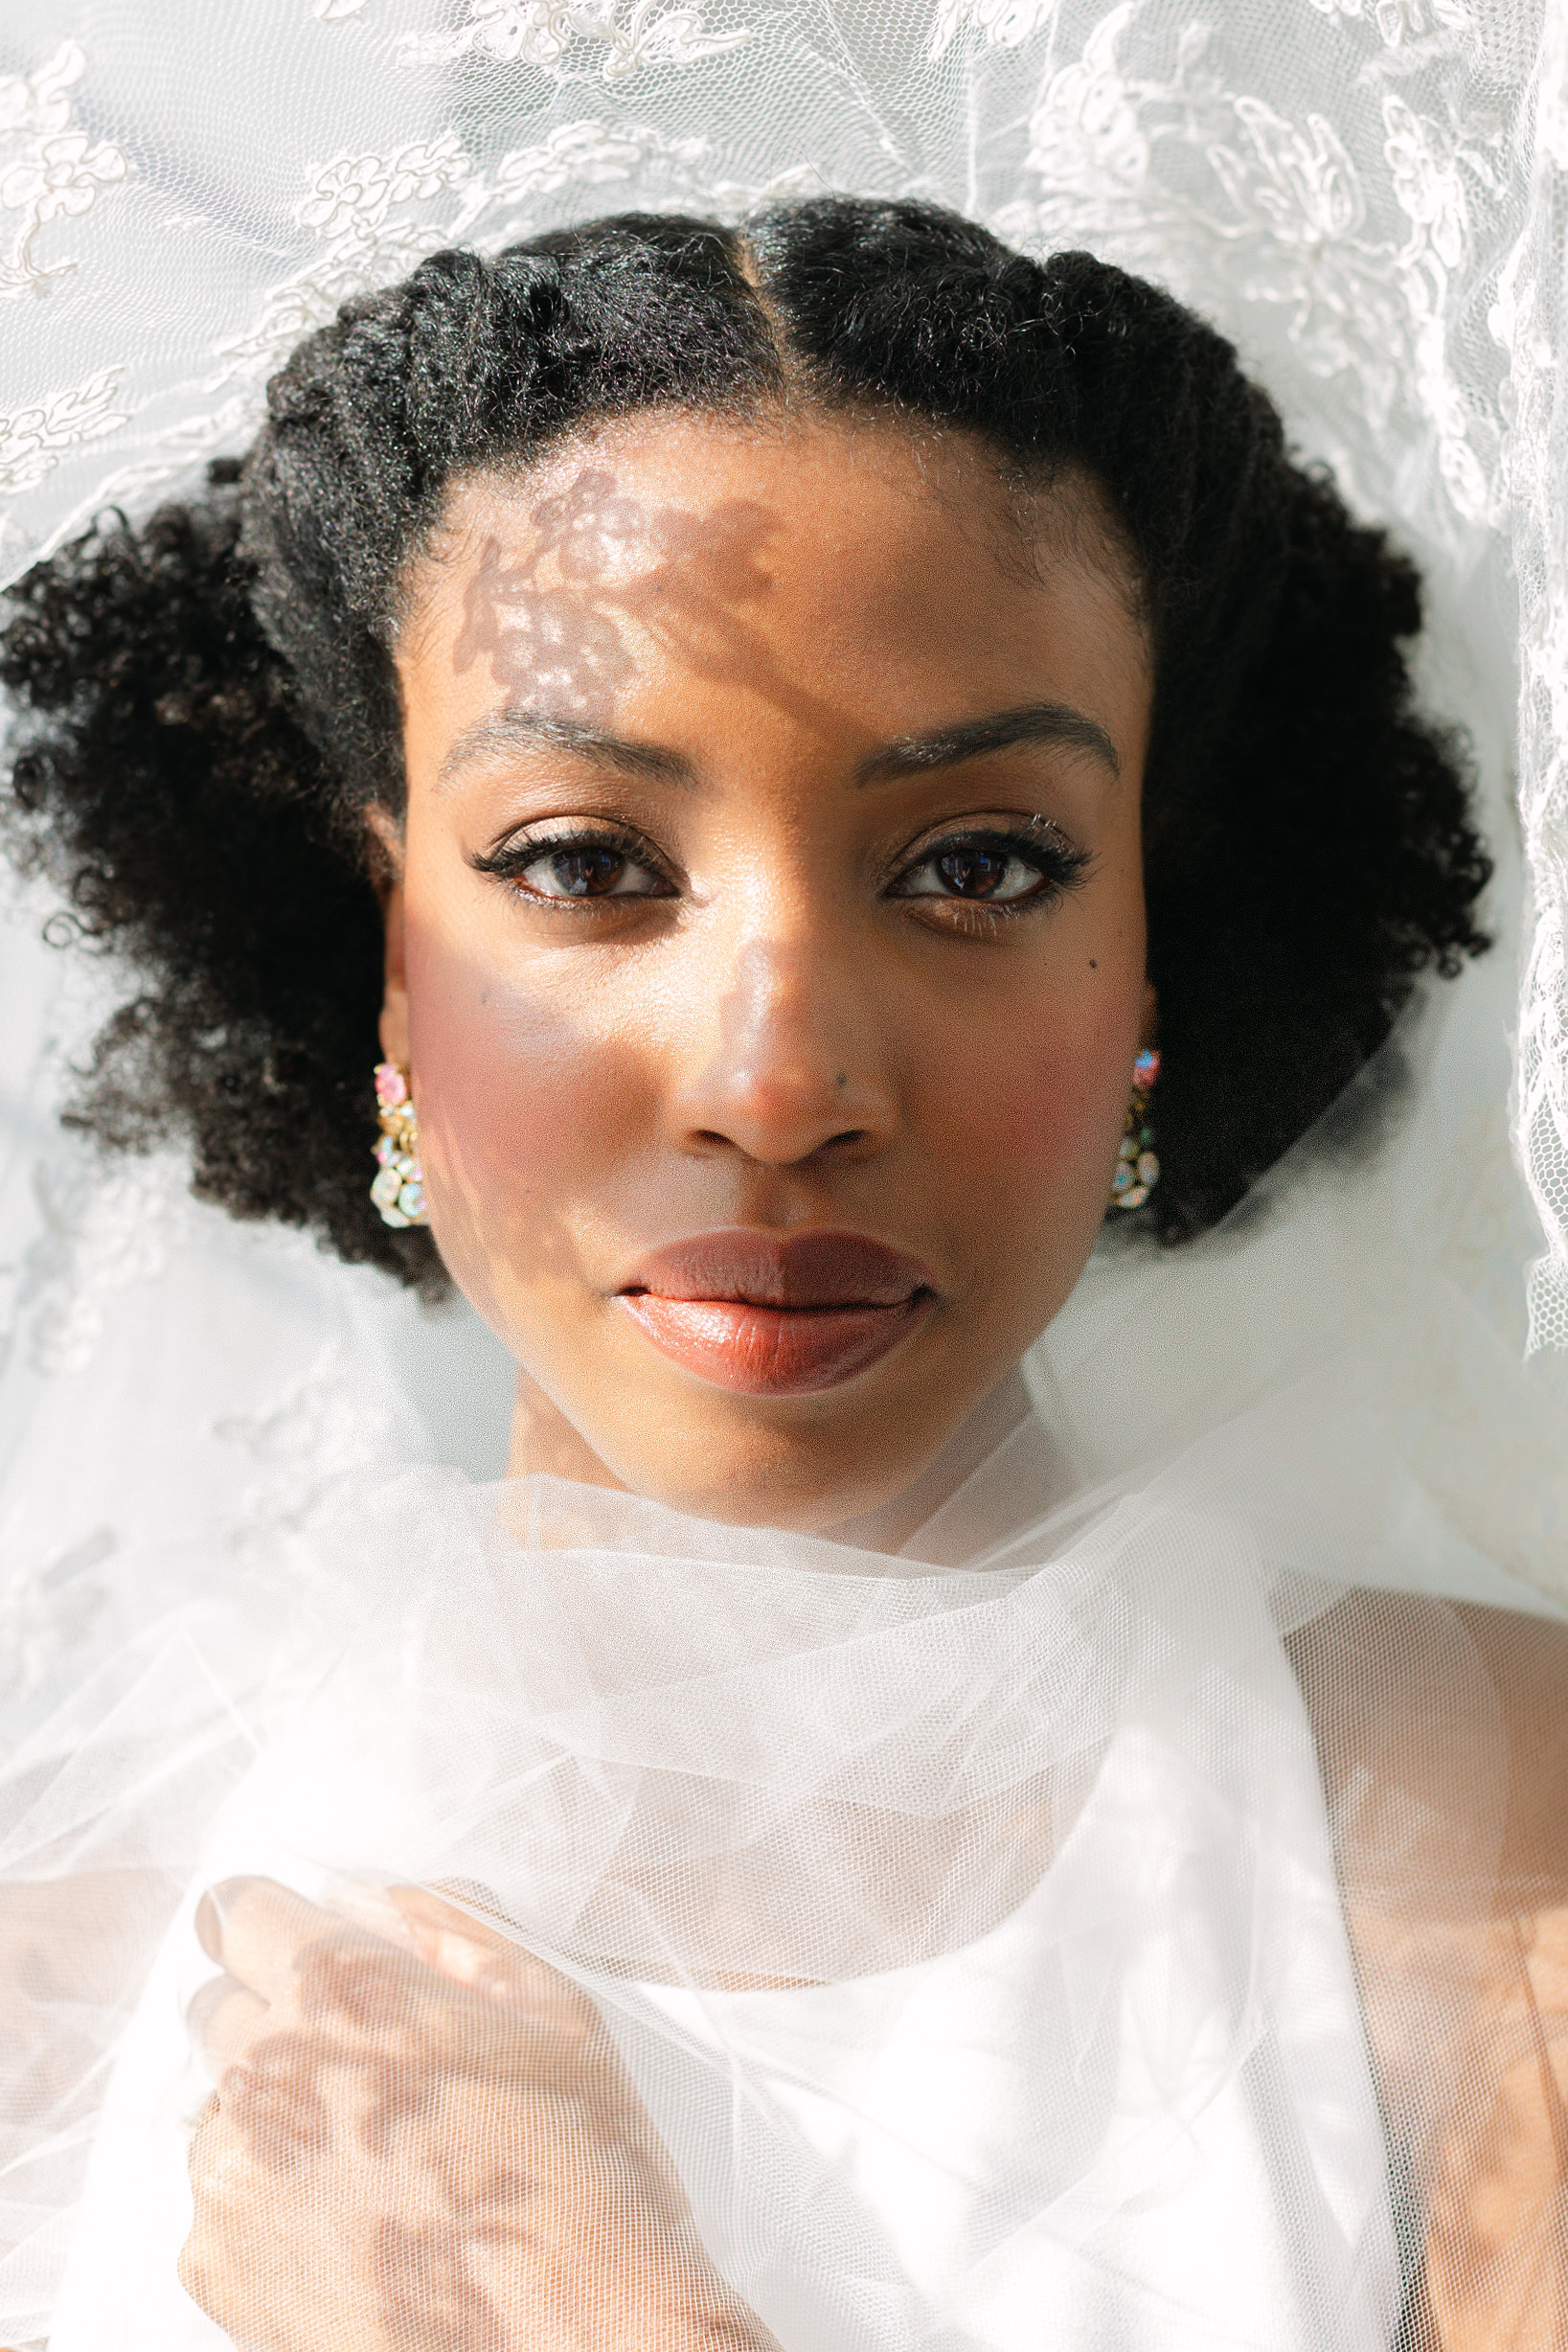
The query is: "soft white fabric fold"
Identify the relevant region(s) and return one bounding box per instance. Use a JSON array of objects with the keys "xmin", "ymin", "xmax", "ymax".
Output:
[{"xmin": 25, "ymin": 1437, "xmax": 1400, "ymax": 2351}]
